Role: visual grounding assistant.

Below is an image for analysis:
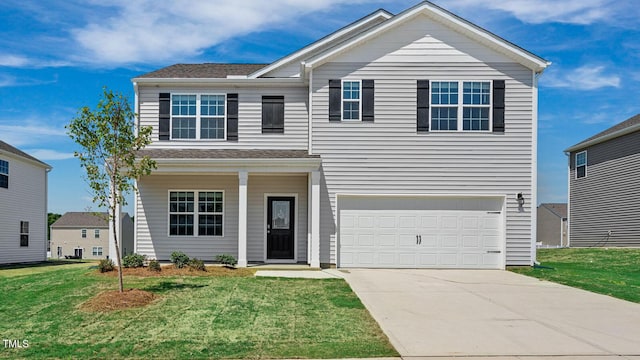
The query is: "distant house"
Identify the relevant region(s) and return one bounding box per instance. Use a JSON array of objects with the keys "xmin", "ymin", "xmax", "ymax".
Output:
[
  {"xmin": 0, "ymin": 140, "xmax": 52, "ymax": 264},
  {"xmin": 50, "ymin": 212, "xmax": 134, "ymax": 259},
  {"xmin": 536, "ymin": 203, "xmax": 567, "ymax": 247},
  {"xmin": 565, "ymin": 114, "xmax": 640, "ymax": 247}
]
